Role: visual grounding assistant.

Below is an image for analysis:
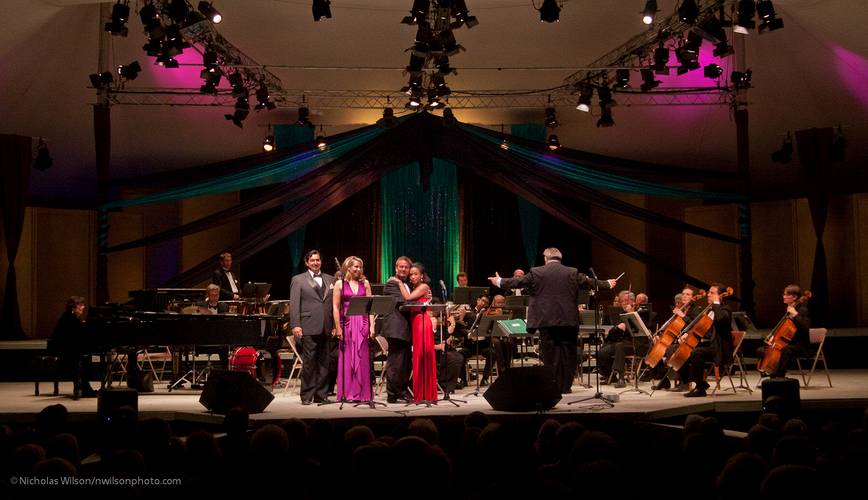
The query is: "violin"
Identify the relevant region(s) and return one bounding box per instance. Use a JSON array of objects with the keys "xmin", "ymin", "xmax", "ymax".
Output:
[
  {"xmin": 757, "ymin": 290, "xmax": 812, "ymax": 375},
  {"xmin": 644, "ymin": 290, "xmax": 706, "ymax": 368},
  {"xmin": 666, "ymin": 287, "xmax": 732, "ymax": 371}
]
